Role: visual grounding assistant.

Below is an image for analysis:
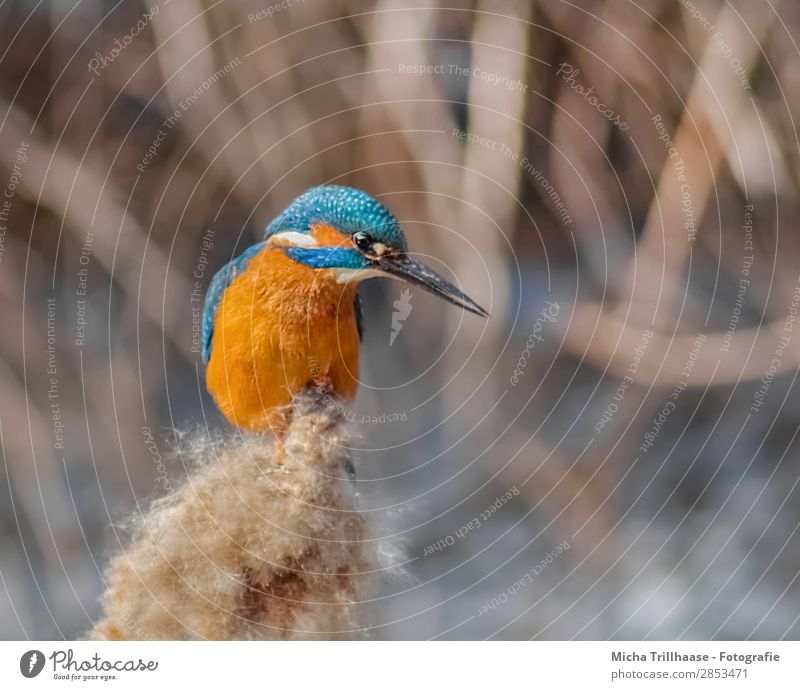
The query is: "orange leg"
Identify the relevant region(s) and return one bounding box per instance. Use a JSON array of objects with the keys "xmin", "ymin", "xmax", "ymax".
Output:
[{"xmin": 314, "ymin": 373, "xmax": 335, "ymax": 394}]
